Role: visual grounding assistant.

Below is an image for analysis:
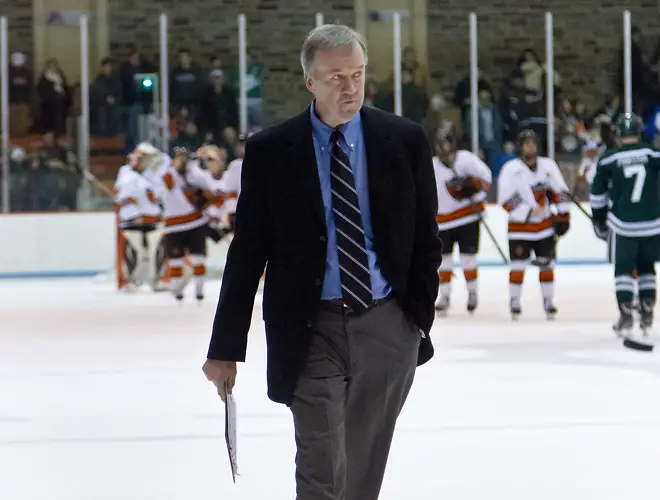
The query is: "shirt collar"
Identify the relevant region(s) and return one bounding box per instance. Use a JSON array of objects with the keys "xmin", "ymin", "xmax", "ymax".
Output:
[{"xmin": 310, "ymin": 99, "xmax": 361, "ymax": 151}]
